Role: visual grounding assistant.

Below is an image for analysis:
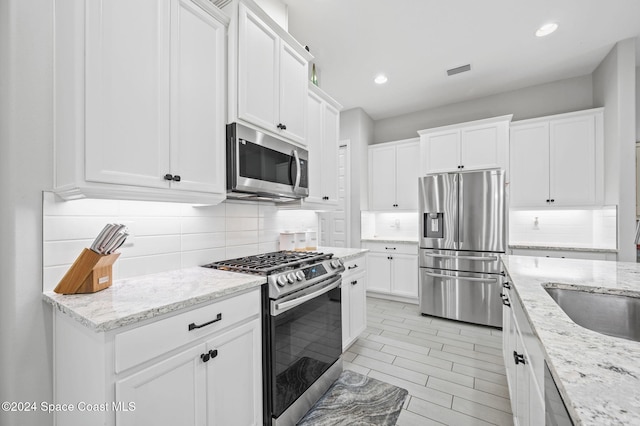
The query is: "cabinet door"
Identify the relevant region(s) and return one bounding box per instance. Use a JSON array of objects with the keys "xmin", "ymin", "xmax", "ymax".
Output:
[
  {"xmin": 369, "ymin": 145, "xmax": 397, "ymax": 210},
  {"xmin": 515, "ymin": 333, "xmax": 530, "ymax": 426},
  {"xmin": 341, "ymin": 279, "xmax": 351, "ymax": 350},
  {"xmin": 461, "ymin": 123, "xmax": 503, "ymax": 170},
  {"xmin": 116, "ymin": 343, "xmax": 207, "ymax": 426},
  {"xmin": 349, "ymin": 272, "xmax": 367, "ymax": 341},
  {"xmin": 509, "ymin": 123, "xmax": 550, "ymax": 207},
  {"xmin": 278, "ymin": 42, "xmax": 307, "ymax": 144},
  {"xmin": 306, "ymin": 90, "xmax": 324, "ymax": 203},
  {"xmin": 321, "ymin": 103, "xmax": 340, "ymax": 202},
  {"xmin": 206, "ymin": 319, "xmax": 262, "ymax": 426},
  {"xmin": 85, "ymin": 0, "xmax": 171, "ymax": 189},
  {"xmin": 395, "ymin": 142, "xmax": 420, "ymax": 210},
  {"xmin": 390, "ymin": 254, "xmax": 418, "ymax": 298},
  {"xmin": 171, "ymin": 0, "xmax": 226, "ymax": 194},
  {"xmin": 420, "ymin": 129, "xmax": 460, "ymax": 174},
  {"xmin": 366, "ymin": 252, "xmax": 392, "ymax": 293},
  {"xmin": 238, "ymin": 3, "xmax": 278, "ymax": 133},
  {"xmin": 549, "ymin": 114, "xmax": 596, "ymax": 206}
]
